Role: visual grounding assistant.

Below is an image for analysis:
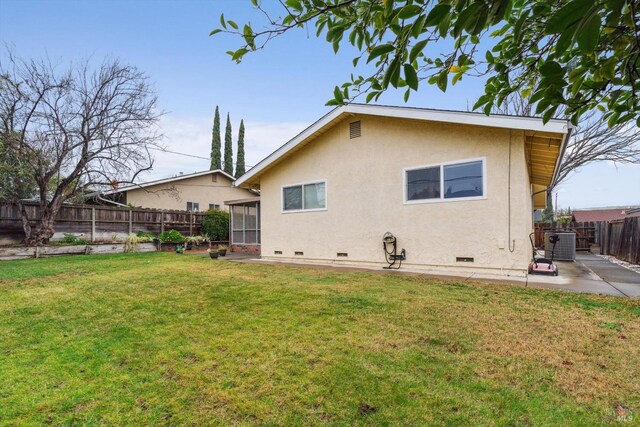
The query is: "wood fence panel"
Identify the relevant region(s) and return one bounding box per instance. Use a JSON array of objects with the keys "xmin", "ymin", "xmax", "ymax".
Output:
[{"xmin": 0, "ymin": 202, "xmax": 207, "ymax": 244}]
